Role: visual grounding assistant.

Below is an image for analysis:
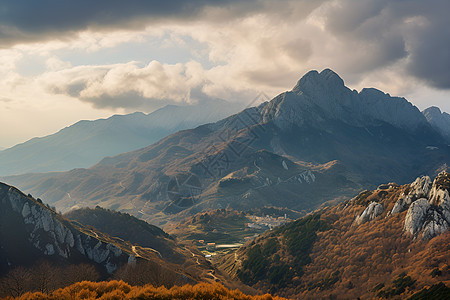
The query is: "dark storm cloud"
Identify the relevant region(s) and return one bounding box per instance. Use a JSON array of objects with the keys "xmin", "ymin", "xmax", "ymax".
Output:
[
  {"xmin": 322, "ymin": 0, "xmax": 450, "ymax": 89},
  {"xmin": 2, "ymin": 0, "xmax": 449, "ymax": 91},
  {"xmin": 402, "ymin": 1, "xmax": 450, "ymax": 89},
  {"xmin": 0, "ymin": 0, "xmax": 260, "ymax": 47}
]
